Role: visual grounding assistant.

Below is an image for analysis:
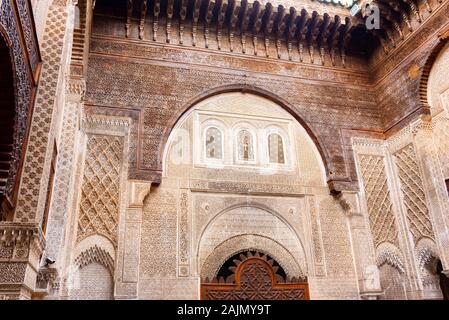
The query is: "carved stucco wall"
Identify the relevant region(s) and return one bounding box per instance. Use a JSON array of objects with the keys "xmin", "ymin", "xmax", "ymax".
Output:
[
  {"xmin": 353, "ymin": 137, "xmax": 411, "ymax": 299},
  {"xmin": 137, "ymin": 92, "xmax": 361, "ymax": 300},
  {"xmin": 308, "ymin": 197, "xmax": 359, "ymax": 300},
  {"xmin": 68, "ymin": 262, "xmax": 114, "ymax": 300},
  {"xmin": 198, "ymin": 205, "xmax": 307, "ymax": 279},
  {"xmin": 61, "ymin": 114, "xmax": 130, "ymax": 300},
  {"xmin": 353, "ymin": 114, "xmax": 448, "ymax": 299}
]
